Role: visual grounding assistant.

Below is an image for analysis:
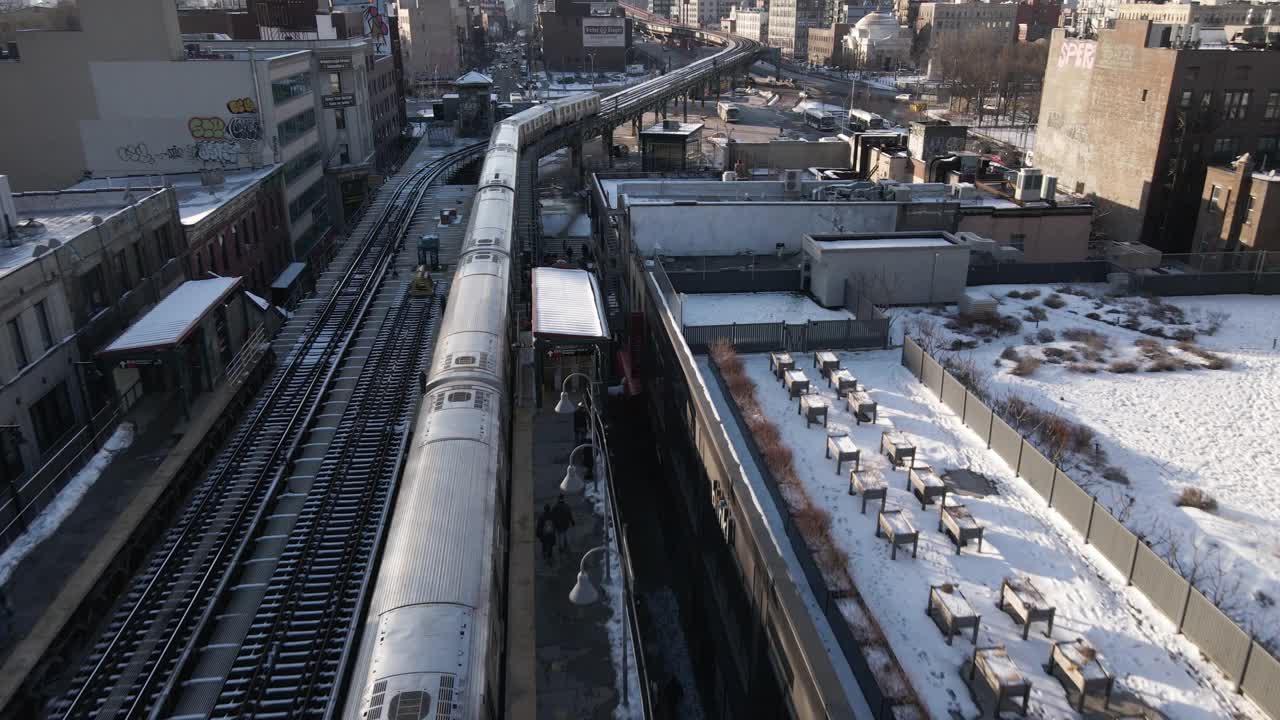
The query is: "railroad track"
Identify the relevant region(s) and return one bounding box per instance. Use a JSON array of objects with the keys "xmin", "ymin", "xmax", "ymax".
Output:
[{"xmin": 52, "ymin": 143, "xmax": 484, "ymax": 720}]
